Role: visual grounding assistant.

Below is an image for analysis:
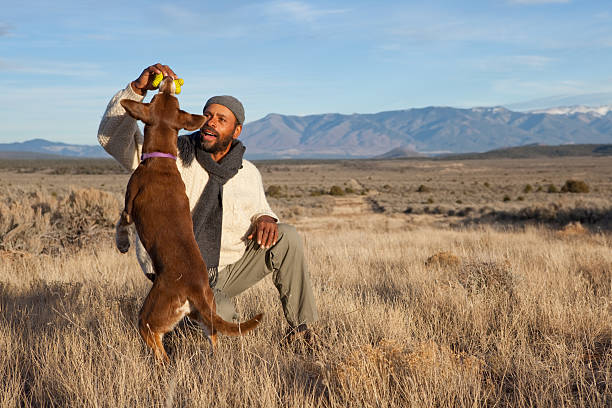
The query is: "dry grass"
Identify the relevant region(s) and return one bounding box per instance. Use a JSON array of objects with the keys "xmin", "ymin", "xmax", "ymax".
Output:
[
  {"xmin": 1, "ymin": 217, "xmax": 610, "ymax": 406},
  {"xmin": 0, "ymin": 157, "xmax": 611, "ymax": 406}
]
